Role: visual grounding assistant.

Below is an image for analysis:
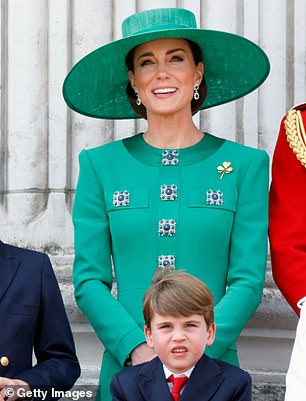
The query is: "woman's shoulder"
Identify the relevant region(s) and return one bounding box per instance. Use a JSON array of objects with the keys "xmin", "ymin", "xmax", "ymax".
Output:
[
  {"xmin": 219, "ymin": 136, "xmax": 269, "ymax": 161},
  {"xmin": 78, "ymin": 136, "xmax": 131, "ymax": 166},
  {"xmin": 84, "ymin": 137, "xmax": 126, "ymax": 155}
]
